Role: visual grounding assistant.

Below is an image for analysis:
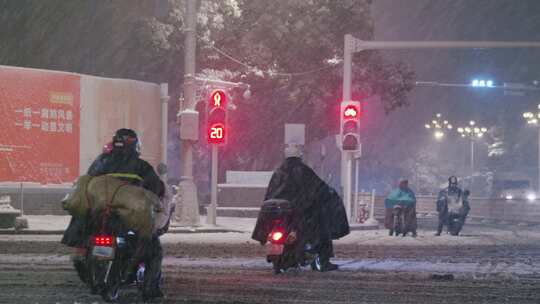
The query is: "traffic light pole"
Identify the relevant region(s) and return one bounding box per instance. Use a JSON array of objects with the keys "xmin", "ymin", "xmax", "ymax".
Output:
[
  {"xmin": 341, "ymin": 35, "xmax": 540, "ymax": 221},
  {"xmin": 207, "ymin": 144, "xmax": 218, "ymax": 225},
  {"xmin": 341, "ymin": 35, "xmax": 354, "ymax": 221},
  {"xmin": 175, "ymin": 0, "xmax": 200, "ymax": 227},
  {"xmin": 340, "ymin": 149, "xmax": 353, "ymax": 221}
]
